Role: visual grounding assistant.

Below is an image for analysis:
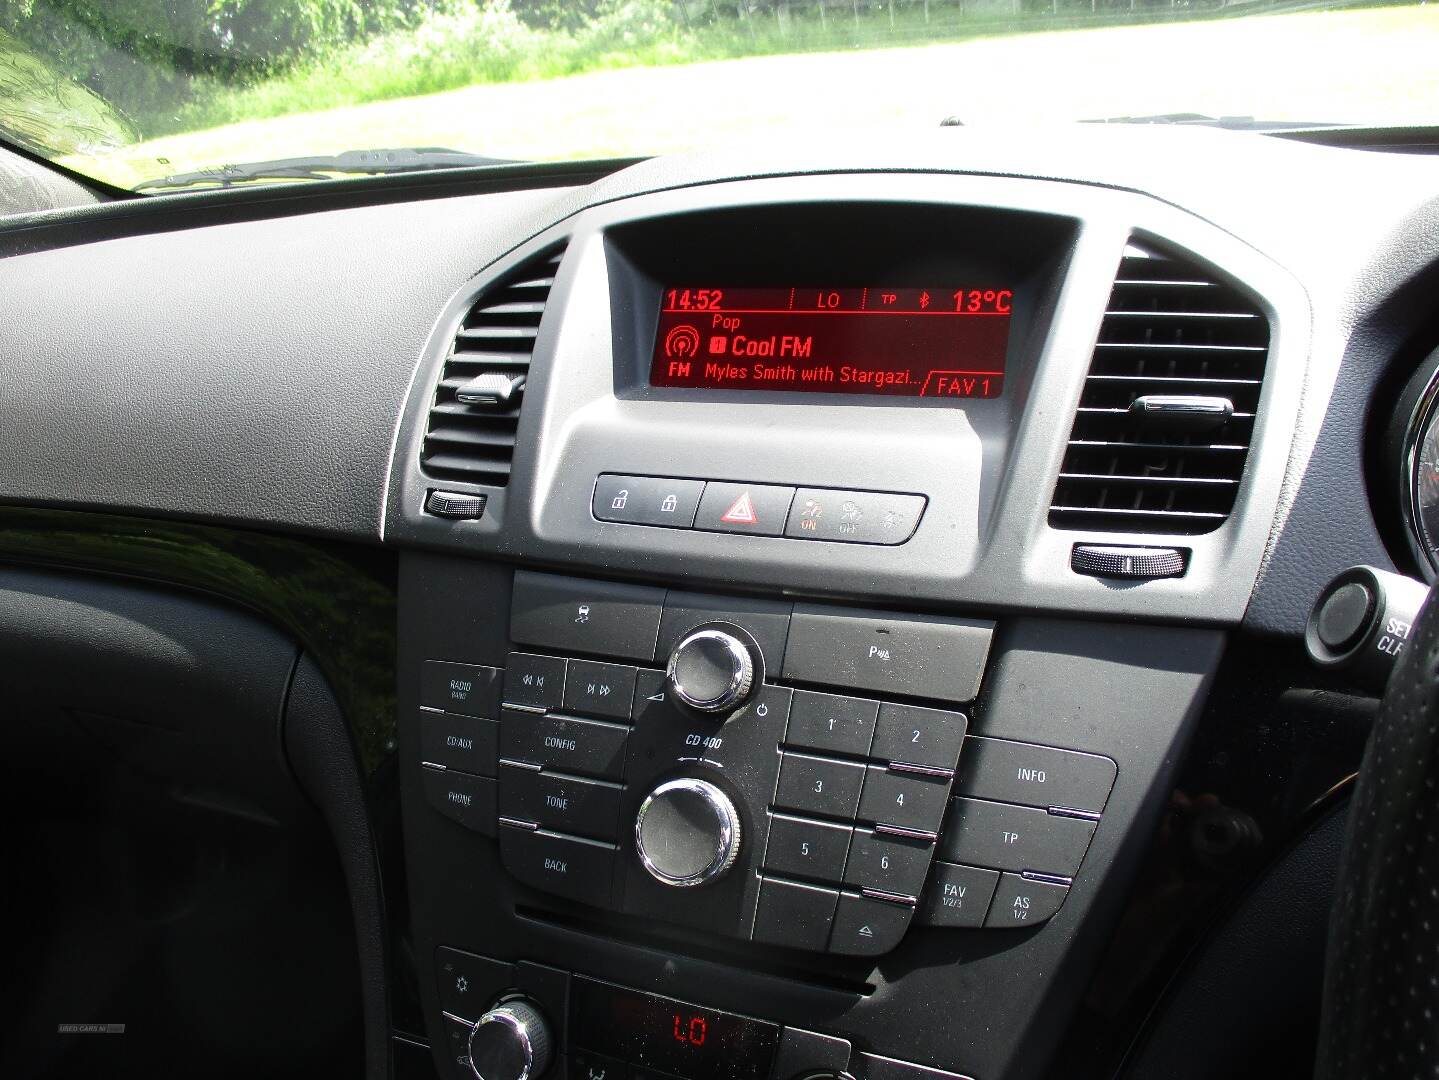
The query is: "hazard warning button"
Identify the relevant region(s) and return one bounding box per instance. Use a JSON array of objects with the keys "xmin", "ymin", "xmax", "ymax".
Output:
[{"xmin": 695, "ymin": 482, "xmax": 796, "ymax": 537}]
